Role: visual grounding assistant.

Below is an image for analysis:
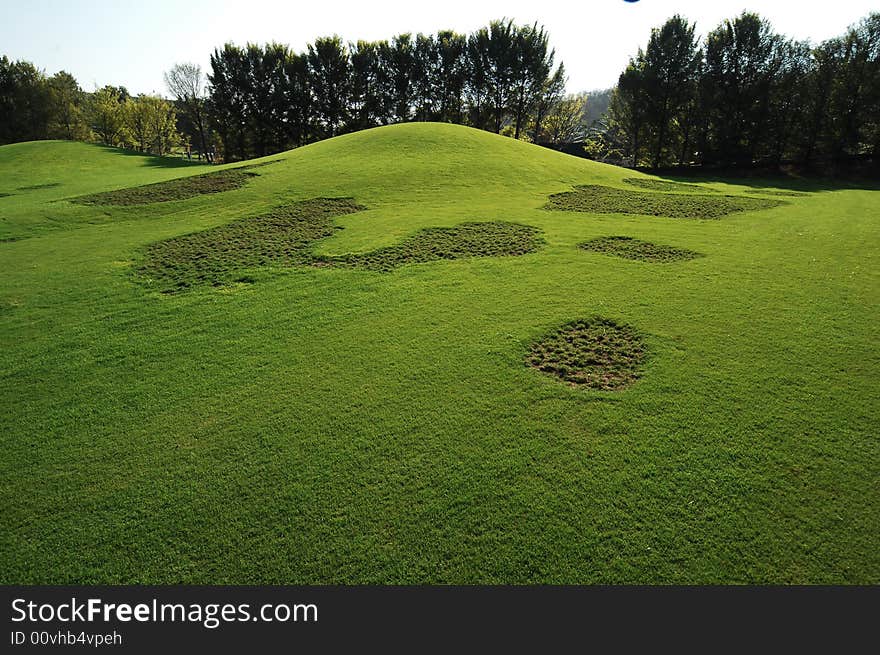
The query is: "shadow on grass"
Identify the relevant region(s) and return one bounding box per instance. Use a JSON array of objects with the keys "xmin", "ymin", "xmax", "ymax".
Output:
[
  {"xmin": 93, "ymin": 145, "xmax": 209, "ymax": 169},
  {"xmin": 646, "ymin": 170, "xmax": 880, "ymax": 193}
]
